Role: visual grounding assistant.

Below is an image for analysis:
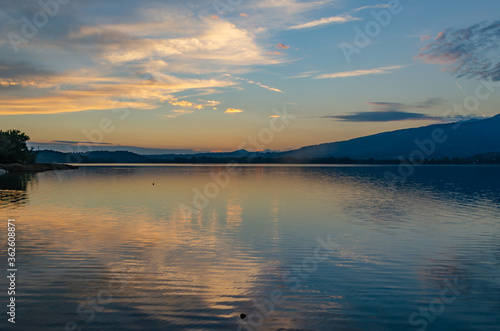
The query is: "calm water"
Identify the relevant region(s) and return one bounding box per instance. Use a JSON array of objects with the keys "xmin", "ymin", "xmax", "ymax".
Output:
[{"xmin": 1, "ymin": 165, "xmax": 500, "ymax": 330}]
